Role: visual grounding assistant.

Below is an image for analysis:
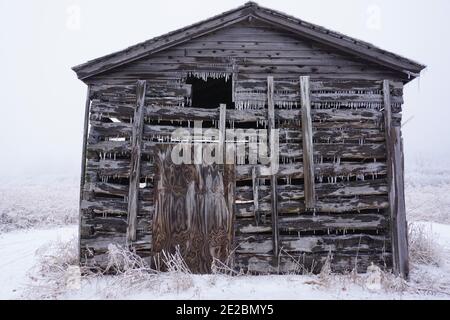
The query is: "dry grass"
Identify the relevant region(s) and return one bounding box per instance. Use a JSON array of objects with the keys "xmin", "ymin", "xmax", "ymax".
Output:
[
  {"xmin": 408, "ymin": 223, "xmax": 443, "ymax": 266},
  {"xmin": 22, "ymin": 223, "xmax": 448, "ymax": 299},
  {"xmin": 23, "ymin": 239, "xmax": 198, "ymax": 299},
  {"xmin": 23, "ymin": 236, "xmax": 80, "ymax": 299}
]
